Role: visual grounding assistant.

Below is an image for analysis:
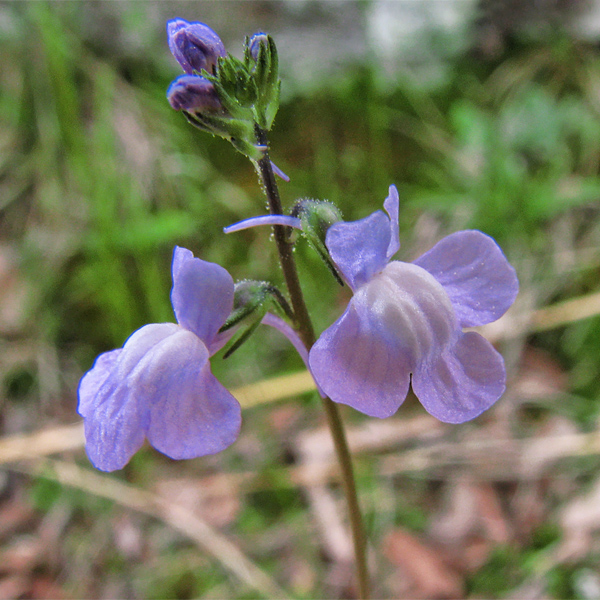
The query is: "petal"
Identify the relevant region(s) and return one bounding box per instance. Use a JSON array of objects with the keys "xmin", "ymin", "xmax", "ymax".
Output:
[
  {"xmin": 413, "ymin": 230, "xmax": 519, "ymax": 327},
  {"xmin": 79, "ymin": 323, "xmax": 181, "ymax": 471},
  {"xmin": 171, "ymin": 246, "xmax": 234, "ymax": 345},
  {"xmin": 167, "ymin": 75, "xmax": 222, "ymax": 112},
  {"xmin": 384, "ymin": 185, "xmax": 400, "ymax": 260},
  {"xmin": 412, "ymin": 331, "xmax": 506, "ymax": 423},
  {"xmin": 309, "ymin": 298, "xmax": 411, "ymax": 418},
  {"xmin": 77, "ymin": 349, "xmax": 121, "ymax": 418},
  {"xmin": 145, "ymin": 330, "xmax": 241, "ymax": 459},
  {"xmin": 326, "ymin": 210, "xmax": 391, "ymax": 291}
]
